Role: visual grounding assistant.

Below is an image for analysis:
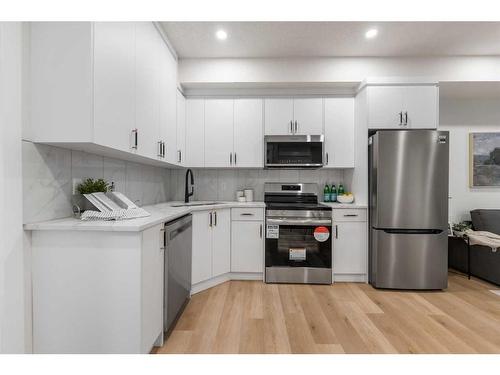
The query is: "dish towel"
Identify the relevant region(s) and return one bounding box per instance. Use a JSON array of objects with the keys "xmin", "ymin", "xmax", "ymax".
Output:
[
  {"xmin": 465, "ymin": 229, "xmax": 500, "ymax": 252},
  {"xmin": 81, "ymin": 208, "xmax": 151, "ymax": 221}
]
